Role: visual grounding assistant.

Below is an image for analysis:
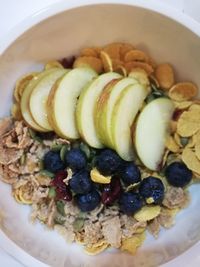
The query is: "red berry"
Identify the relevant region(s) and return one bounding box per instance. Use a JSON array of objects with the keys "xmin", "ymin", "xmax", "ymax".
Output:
[
  {"xmin": 172, "ymin": 109, "xmax": 184, "ymax": 121},
  {"xmin": 51, "ymin": 171, "xmax": 72, "ymax": 201},
  {"xmin": 102, "ymin": 178, "xmax": 122, "ymax": 205}
]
